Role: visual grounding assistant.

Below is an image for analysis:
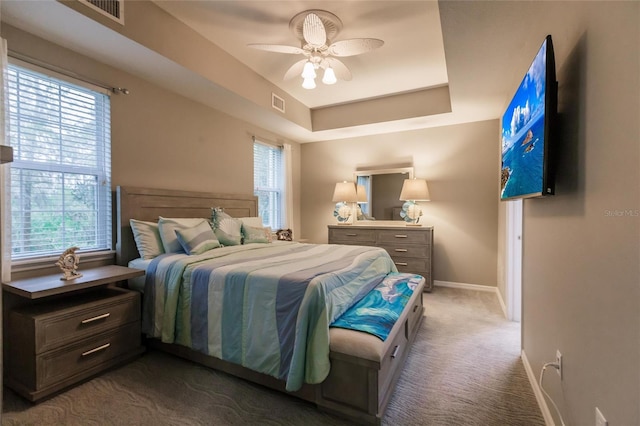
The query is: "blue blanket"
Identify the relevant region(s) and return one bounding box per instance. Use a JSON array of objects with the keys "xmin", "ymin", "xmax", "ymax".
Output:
[{"xmin": 331, "ymin": 273, "xmax": 423, "ymax": 341}]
